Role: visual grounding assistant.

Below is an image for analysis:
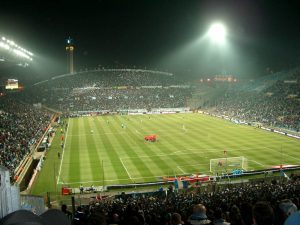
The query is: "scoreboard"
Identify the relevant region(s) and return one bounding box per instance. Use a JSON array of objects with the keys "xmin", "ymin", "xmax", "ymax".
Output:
[{"xmin": 5, "ymin": 79, "xmax": 18, "ymax": 90}]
